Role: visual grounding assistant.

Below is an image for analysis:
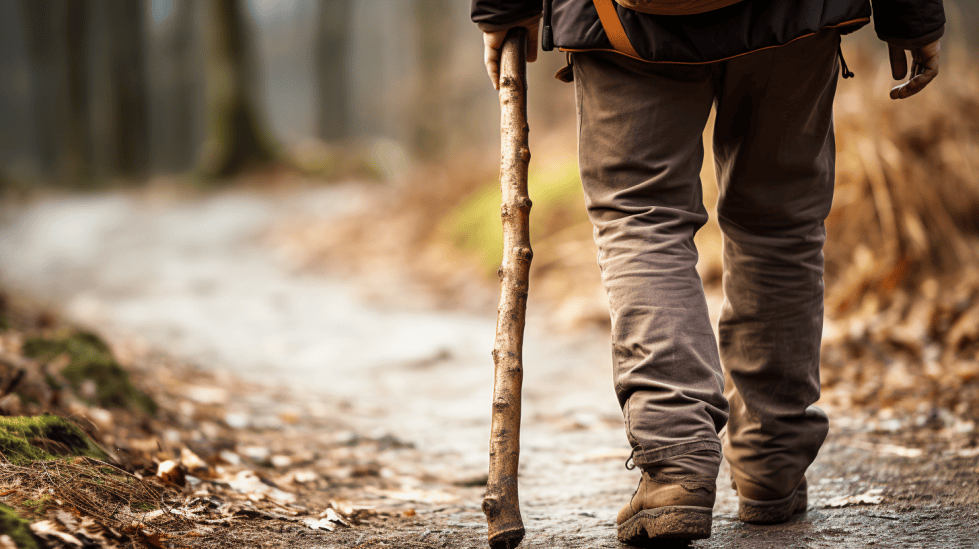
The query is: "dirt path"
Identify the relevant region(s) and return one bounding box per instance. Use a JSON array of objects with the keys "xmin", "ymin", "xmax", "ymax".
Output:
[{"xmin": 1, "ymin": 187, "xmax": 976, "ymax": 548}]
